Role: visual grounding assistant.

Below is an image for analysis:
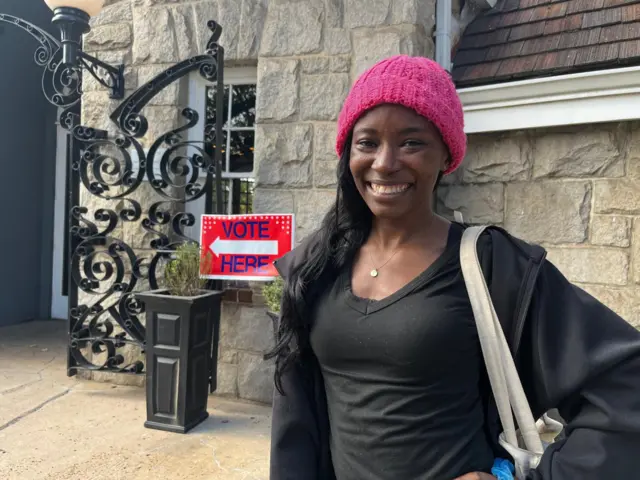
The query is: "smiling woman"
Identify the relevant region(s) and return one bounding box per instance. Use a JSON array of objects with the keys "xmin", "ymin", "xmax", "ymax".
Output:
[{"xmin": 266, "ymin": 55, "xmax": 640, "ymax": 480}]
